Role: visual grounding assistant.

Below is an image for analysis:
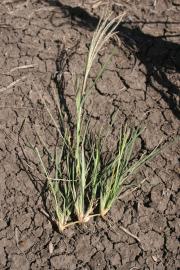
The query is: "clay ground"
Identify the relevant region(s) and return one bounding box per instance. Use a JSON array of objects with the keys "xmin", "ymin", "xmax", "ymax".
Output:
[{"xmin": 0, "ymin": 0, "xmax": 179, "ymax": 269}]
